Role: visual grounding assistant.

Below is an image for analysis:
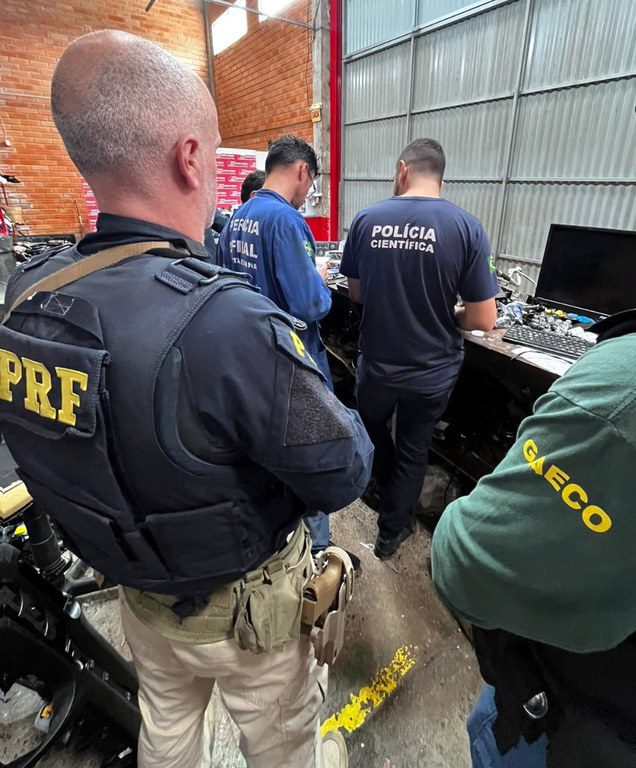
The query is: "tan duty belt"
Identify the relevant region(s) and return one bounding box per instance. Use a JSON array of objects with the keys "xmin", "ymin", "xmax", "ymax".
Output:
[{"xmin": 123, "ymin": 524, "xmax": 313, "ymax": 644}]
